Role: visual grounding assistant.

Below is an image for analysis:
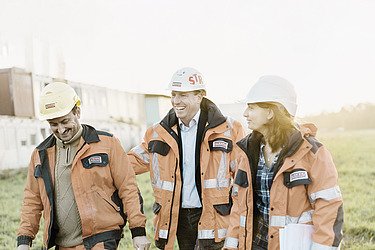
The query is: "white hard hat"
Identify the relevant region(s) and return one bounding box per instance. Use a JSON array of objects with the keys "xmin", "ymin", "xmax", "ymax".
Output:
[
  {"xmin": 39, "ymin": 82, "xmax": 81, "ymax": 120},
  {"xmin": 245, "ymin": 75, "xmax": 297, "ymax": 116},
  {"xmin": 168, "ymin": 67, "xmax": 206, "ymax": 92}
]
